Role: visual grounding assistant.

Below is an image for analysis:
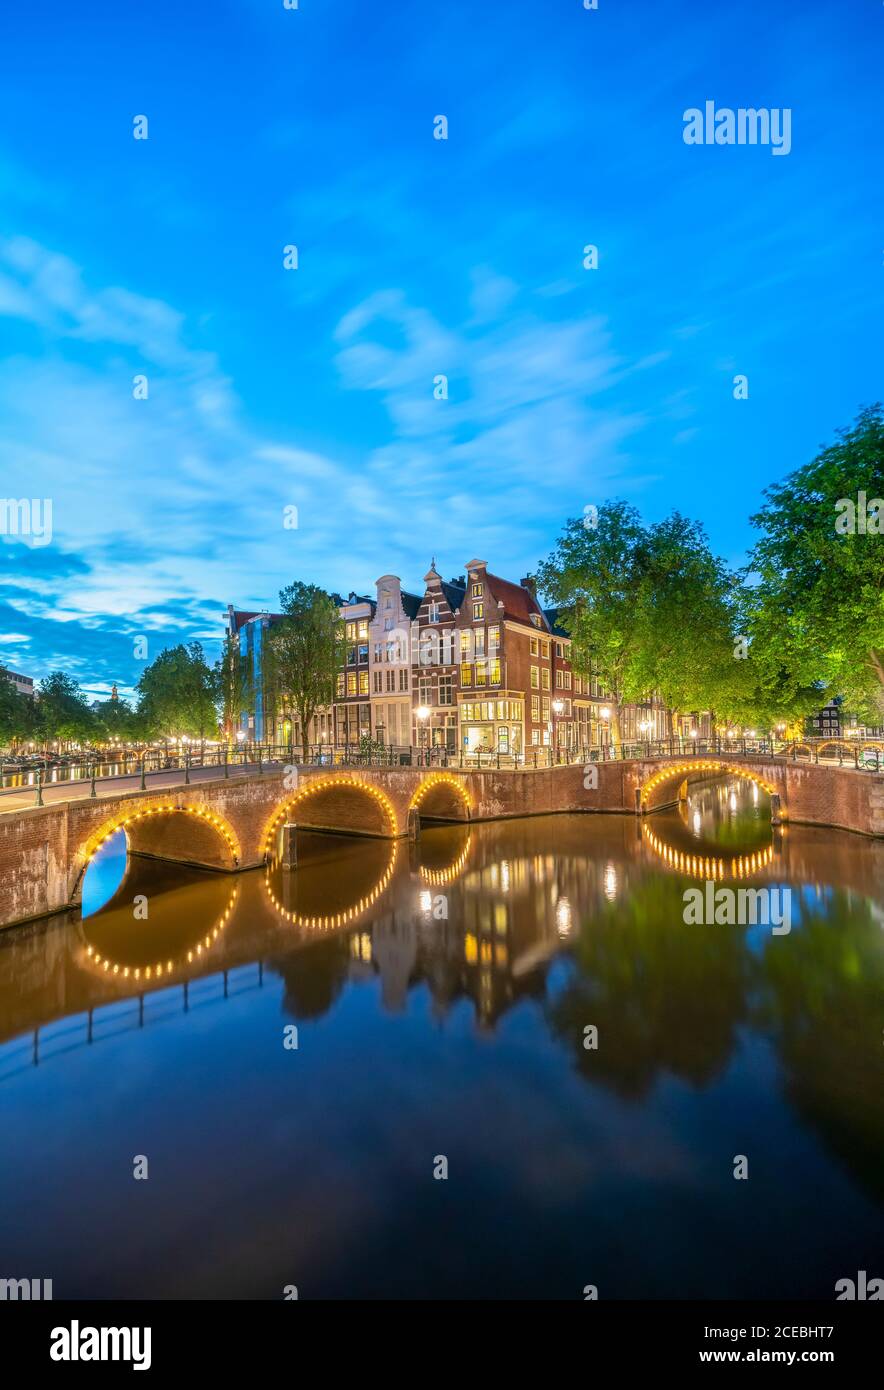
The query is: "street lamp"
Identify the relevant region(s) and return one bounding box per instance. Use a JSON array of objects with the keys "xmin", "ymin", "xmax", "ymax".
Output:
[
  {"xmin": 552, "ymin": 698, "xmax": 564, "ymax": 761},
  {"xmin": 416, "ymin": 705, "xmax": 430, "ymax": 751}
]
